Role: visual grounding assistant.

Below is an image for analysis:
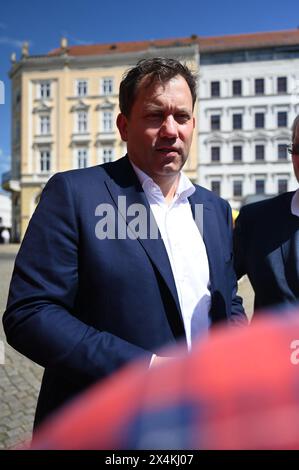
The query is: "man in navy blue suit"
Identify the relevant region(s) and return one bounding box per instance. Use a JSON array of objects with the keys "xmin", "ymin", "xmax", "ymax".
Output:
[
  {"xmin": 3, "ymin": 58, "xmax": 246, "ymax": 428},
  {"xmin": 234, "ymin": 115, "xmax": 299, "ymax": 312}
]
